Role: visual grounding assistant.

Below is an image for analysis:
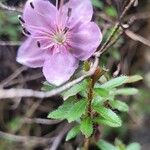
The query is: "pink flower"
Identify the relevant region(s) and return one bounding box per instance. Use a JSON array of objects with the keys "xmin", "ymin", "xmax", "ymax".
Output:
[{"xmin": 17, "ymin": 0, "xmax": 102, "ymax": 86}]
